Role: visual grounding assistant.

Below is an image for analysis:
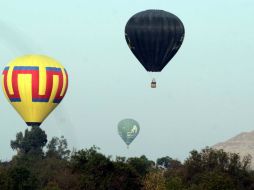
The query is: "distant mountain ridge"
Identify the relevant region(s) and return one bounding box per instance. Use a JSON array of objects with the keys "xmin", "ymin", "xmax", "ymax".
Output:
[{"xmin": 213, "ymin": 131, "xmax": 254, "ymax": 168}]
